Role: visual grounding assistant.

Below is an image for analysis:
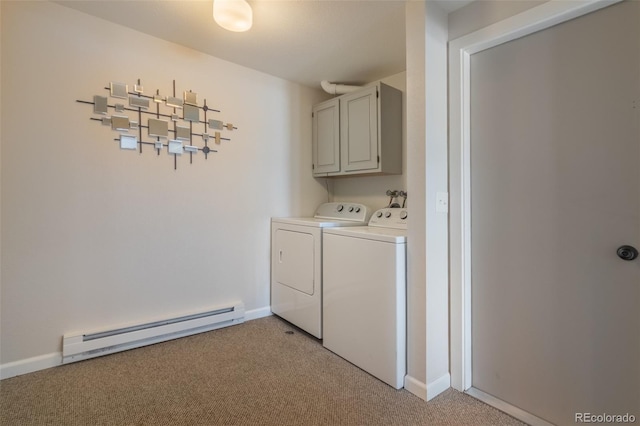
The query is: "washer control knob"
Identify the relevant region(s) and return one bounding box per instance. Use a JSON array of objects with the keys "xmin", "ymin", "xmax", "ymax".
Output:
[
  {"xmin": 348, "ymin": 206, "xmax": 355, "ymax": 212},
  {"xmin": 400, "ymin": 210, "xmax": 408, "ymax": 220},
  {"xmin": 377, "ymin": 211, "xmax": 383, "ymax": 218},
  {"xmin": 355, "ymin": 207, "xmax": 361, "ymax": 213},
  {"xmin": 385, "ymin": 211, "xmax": 392, "ymax": 218},
  {"xmin": 337, "ymin": 204, "xmax": 344, "ymax": 212}
]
